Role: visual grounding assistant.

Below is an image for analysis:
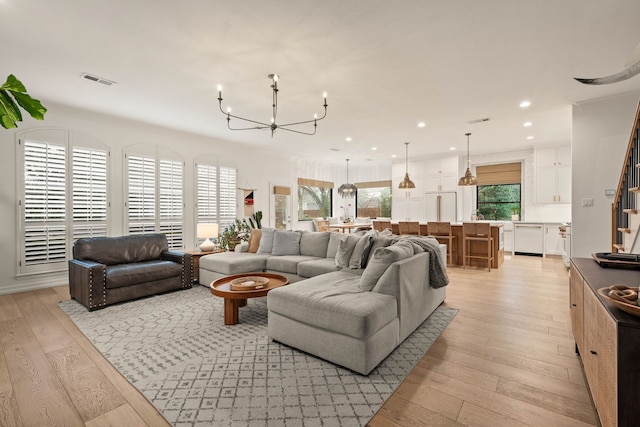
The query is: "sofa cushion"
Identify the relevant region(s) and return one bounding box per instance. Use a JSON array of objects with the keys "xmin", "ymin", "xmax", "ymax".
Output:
[
  {"xmin": 366, "ymin": 235, "xmax": 394, "ymax": 265},
  {"xmin": 271, "ymin": 230, "xmax": 301, "ymax": 256},
  {"xmin": 105, "ymin": 260, "xmax": 182, "ymax": 289},
  {"xmin": 248, "ymin": 229, "xmax": 262, "ymax": 253},
  {"xmin": 359, "ymin": 240, "xmax": 415, "ymax": 291},
  {"xmin": 267, "ymin": 271, "xmax": 397, "ymax": 339},
  {"xmin": 299, "ymin": 231, "xmax": 330, "ymax": 257},
  {"xmin": 297, "ymin": 258, "xmax": 341, "ymax": 278},
  {"xmin": 266, "ymin": 255, "xmax": 318, "ymax": 274},
  {"xmin": 257, "ymin": 228, "xmax": 276, "ymax": 254},
  {"xmin": 335, "ymin": 234, "xmax": 360, "ymax": 268},
  {"xmin": 326, "ymin": 232, "xmax": 343, "ymax": 259},
  {"xmin": 349, "ymin": 230, "xmax": 376, "ymax": 269},
  {"xmin": 199, "ymin": 252, "xmax": 269, "ymax": 275},
  {"xmin": 73, "ymin": 234, "xmax": 168, "ymax": 265}
]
